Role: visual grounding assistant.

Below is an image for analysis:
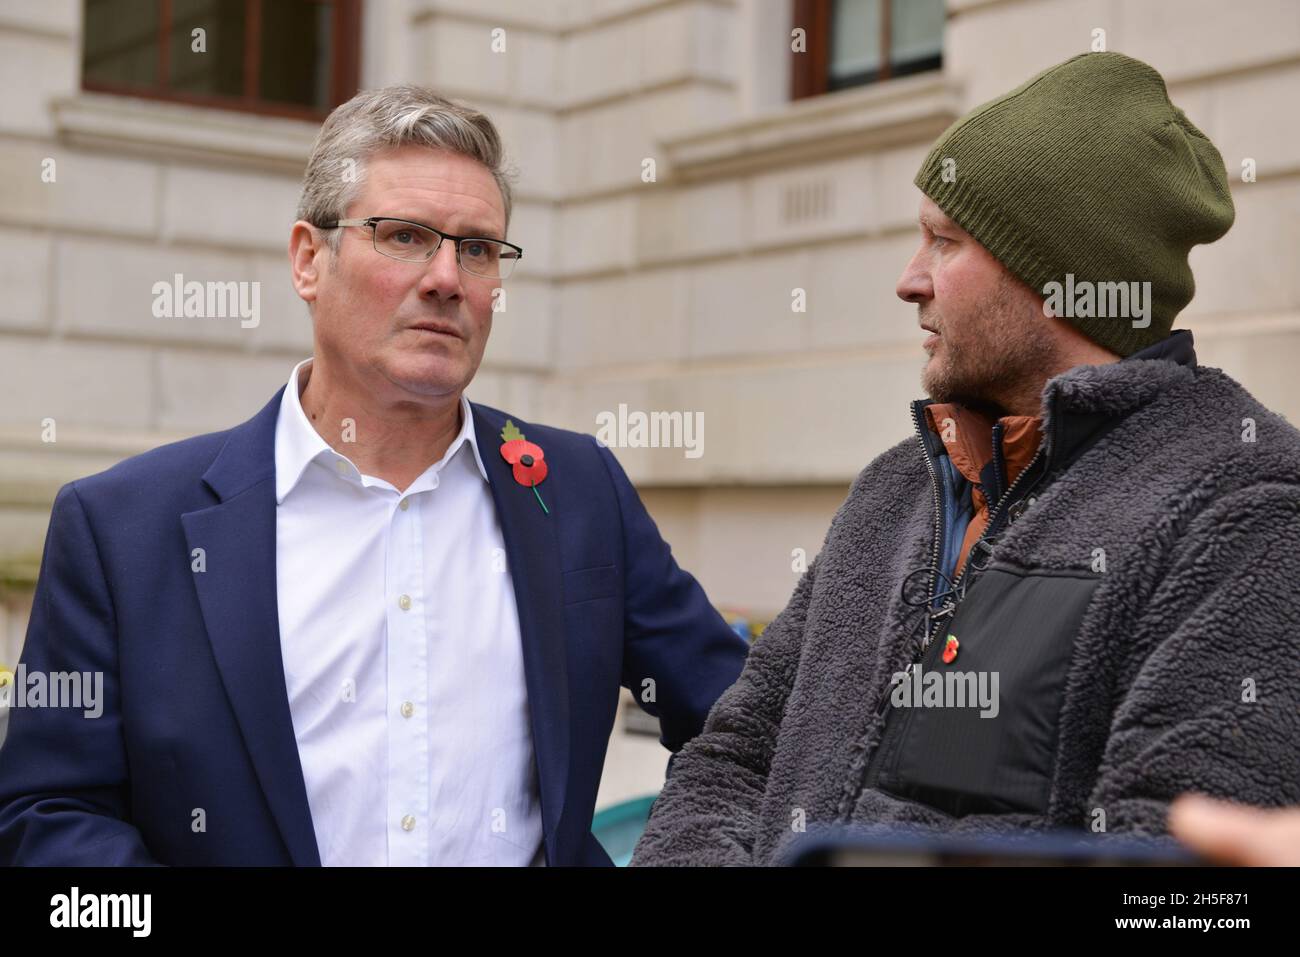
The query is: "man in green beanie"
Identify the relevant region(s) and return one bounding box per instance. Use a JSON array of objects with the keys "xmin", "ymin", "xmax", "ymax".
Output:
[{"xmin": 632, "ymin": 52, "xmax": 1300, "ymax": 866}]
